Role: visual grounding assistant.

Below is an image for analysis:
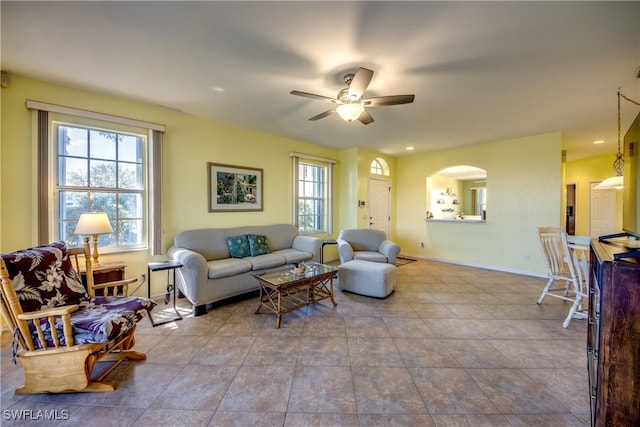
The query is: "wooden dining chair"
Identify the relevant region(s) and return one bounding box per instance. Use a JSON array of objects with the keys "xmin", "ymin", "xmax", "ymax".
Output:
[{"xmin": 536, "ymin": 226, "xmax": 588, "ymax": 328}]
